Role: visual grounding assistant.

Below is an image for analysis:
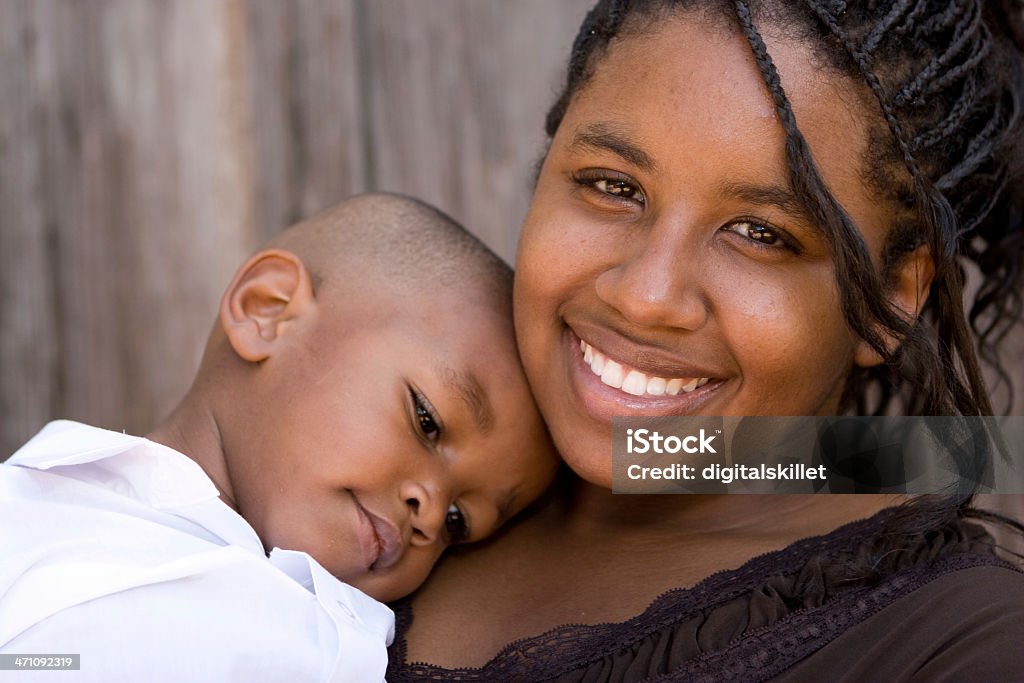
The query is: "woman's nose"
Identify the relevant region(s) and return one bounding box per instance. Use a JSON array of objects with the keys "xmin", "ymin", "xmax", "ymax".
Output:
[
  {"xmin": 399, "ymin": 479, "xmax": 449, "ymax": 547},
  {"xmin": 594, "ymin": 232, "xmax": 709, "ymax": 331}
]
